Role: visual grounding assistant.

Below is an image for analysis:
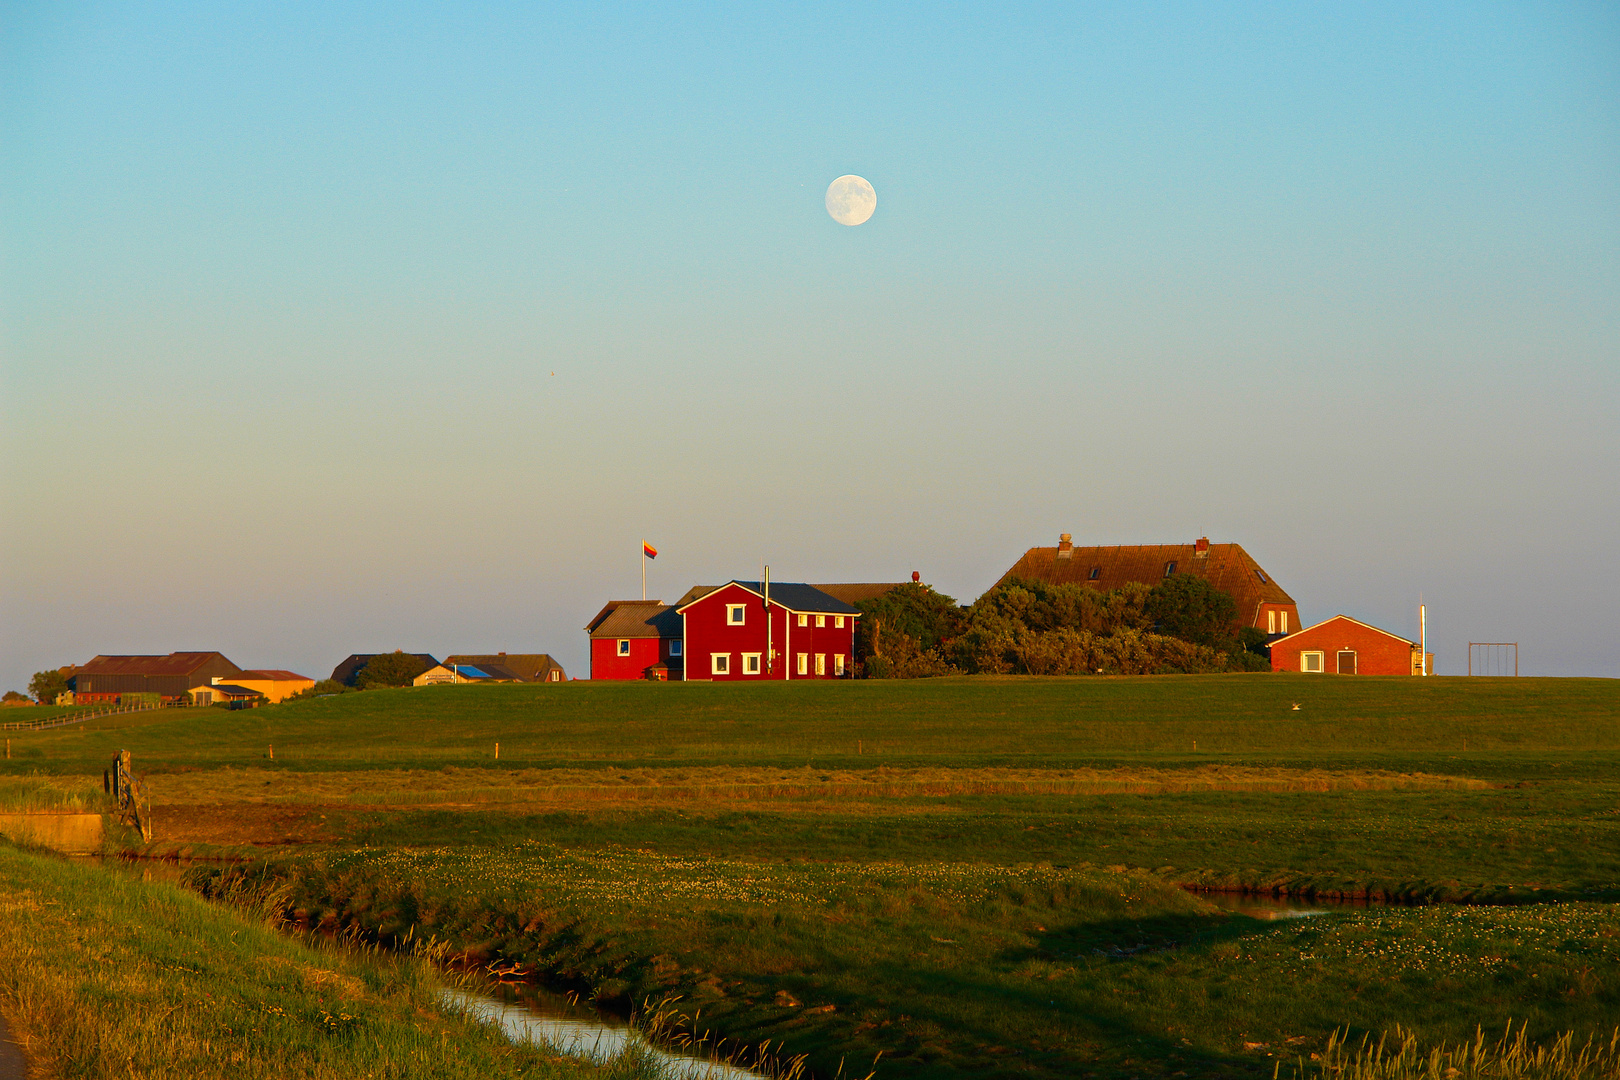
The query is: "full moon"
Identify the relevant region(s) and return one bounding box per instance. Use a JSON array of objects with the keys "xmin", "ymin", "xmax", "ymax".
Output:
[{"xmin": 825, "ymin": 175, "xmax": 876, "ymax": 226}]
